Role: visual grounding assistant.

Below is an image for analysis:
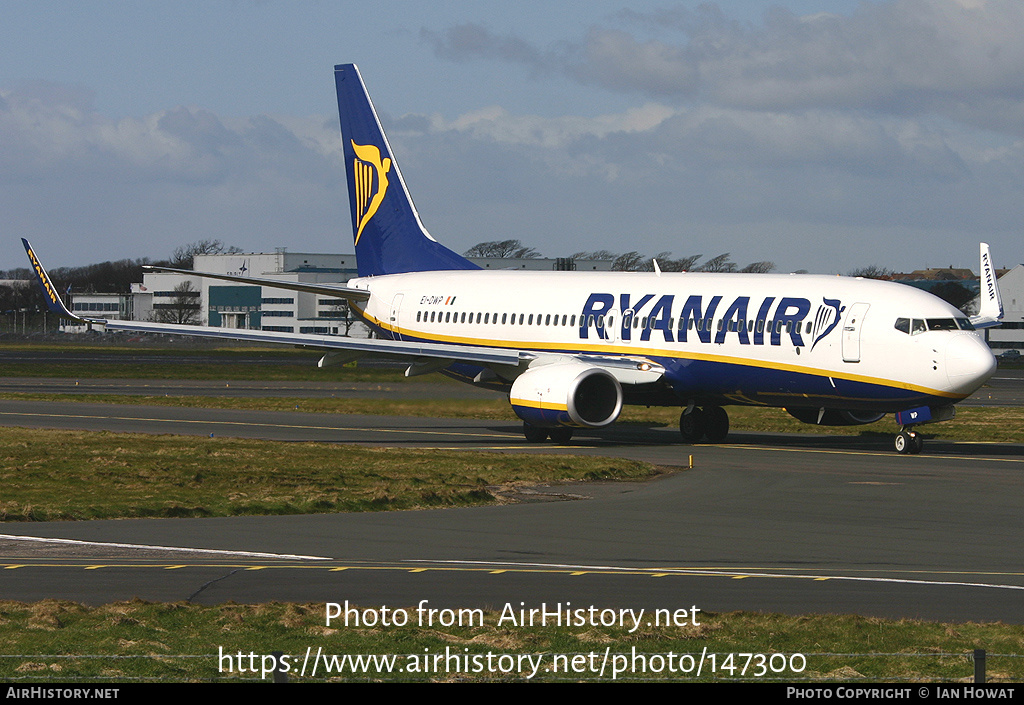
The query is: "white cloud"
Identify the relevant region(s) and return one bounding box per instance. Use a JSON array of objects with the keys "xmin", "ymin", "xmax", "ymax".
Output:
[{"xmin": 425, "ymin": 1, "xmax": 1024, "ymax": 135}]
